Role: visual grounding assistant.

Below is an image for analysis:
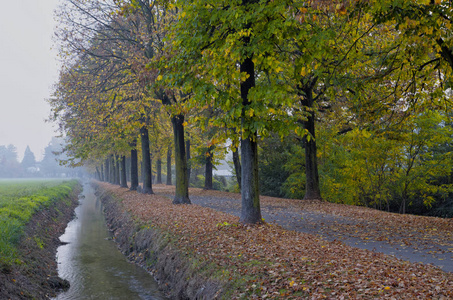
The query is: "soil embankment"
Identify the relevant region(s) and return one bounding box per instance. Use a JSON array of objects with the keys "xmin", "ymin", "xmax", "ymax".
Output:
[
  {"xmin": 96, "ymin": 183, "xmax": 224, "ymax": 299},
  {"xmin": 0, "ymin": 184, "xmax": 81, "ymax": 299}
]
